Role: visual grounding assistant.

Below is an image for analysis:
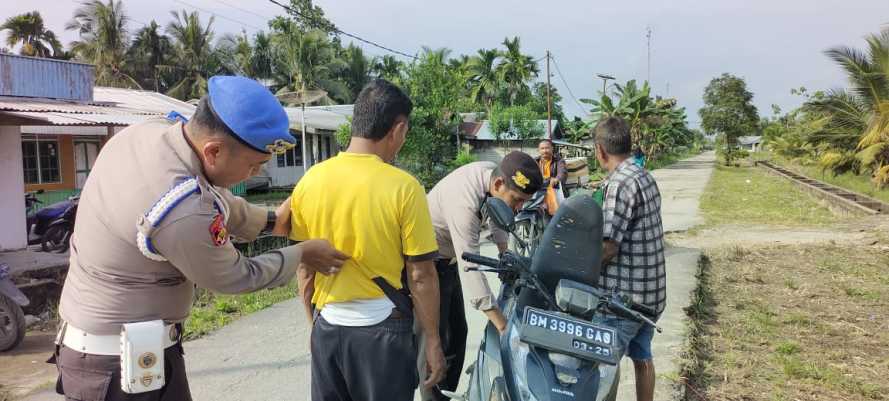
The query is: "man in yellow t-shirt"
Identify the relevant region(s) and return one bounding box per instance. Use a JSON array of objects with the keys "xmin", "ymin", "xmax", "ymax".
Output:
[{"xmin": 290, "ymin": 79, "xmax": 445, "ymax": 401}]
